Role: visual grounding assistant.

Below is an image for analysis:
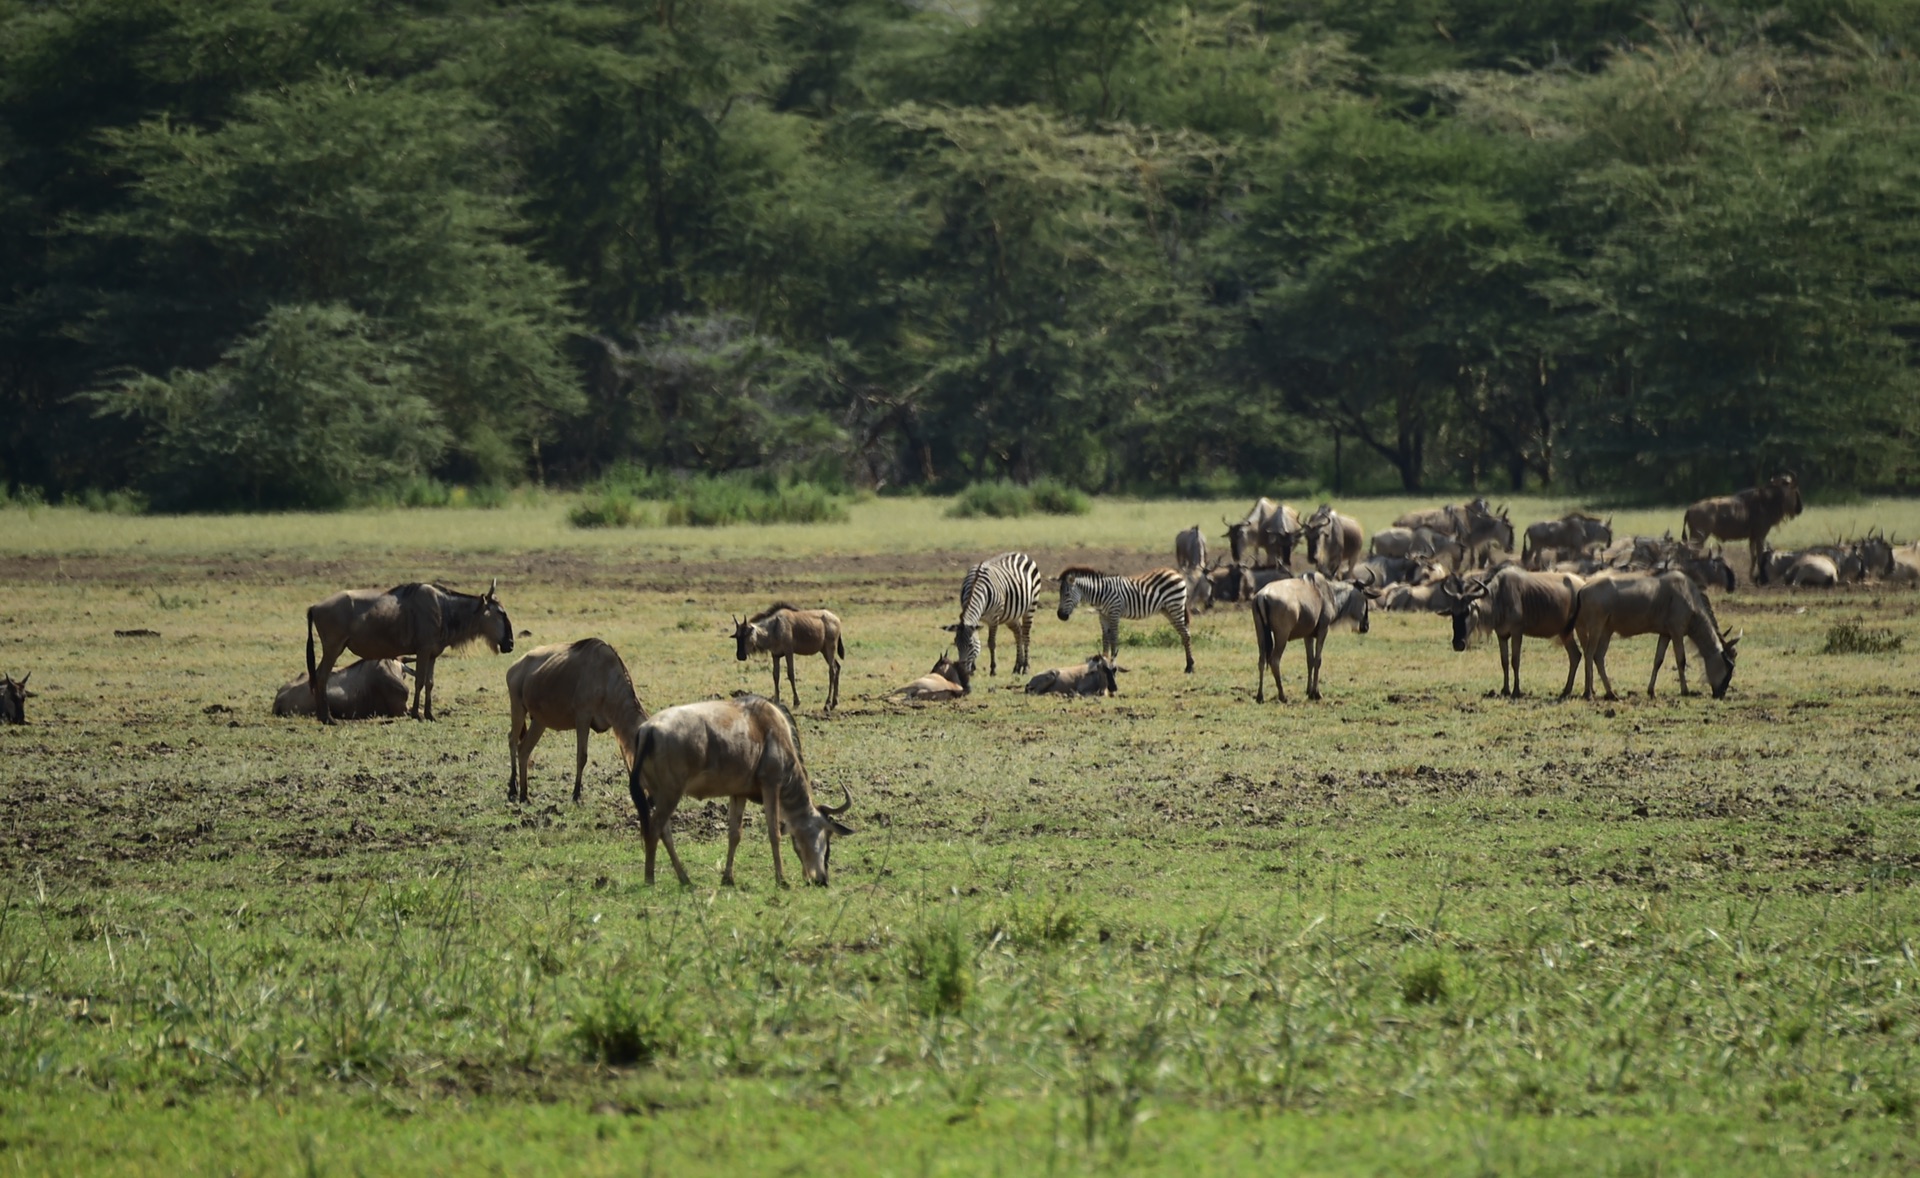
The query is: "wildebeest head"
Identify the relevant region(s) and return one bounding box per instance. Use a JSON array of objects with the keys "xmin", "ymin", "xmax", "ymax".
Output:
[
  {"xmin": 1222, "ymin": 519, "xmax": 1250, "ymax": 565},
  {"xmin": 732, "ymin": 615, "xmax": 756, "ymax": 660},
  {"xmin": 482, "ymin": 581, "xmax": 514, "ymax": 654},
  {"xmin": 1340, "ymin": 578, "xmax": 1381, "ymax": 634},
  {"xmin": 0, "ymin": 672, "xmax": 32, "ymax": 724},
  {"xmin": 793, "ymin": 783, "xmax": 855, "ymax": 886},
  {"xmin": 1710, "ymin": 628, "xmax": 1740, "ymax": 699},
  {"xmin": 1446, "ymin": 579, "xmax": 1490, "ymax": 652}
]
